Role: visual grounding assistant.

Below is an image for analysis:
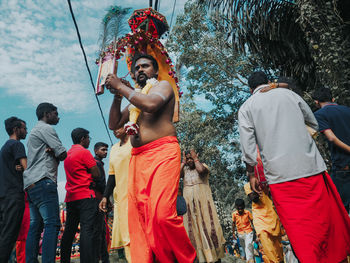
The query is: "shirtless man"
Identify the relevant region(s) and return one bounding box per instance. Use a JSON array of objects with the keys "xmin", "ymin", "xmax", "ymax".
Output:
[{"xmin": 104, "ymin": 53, "xmax": 196, "ymax": 263}]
